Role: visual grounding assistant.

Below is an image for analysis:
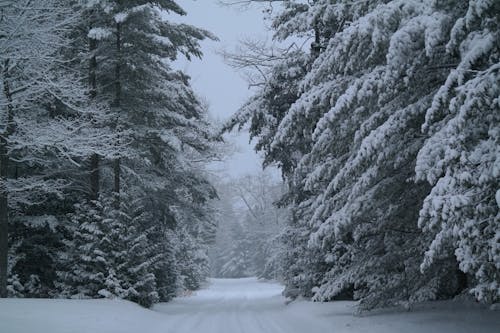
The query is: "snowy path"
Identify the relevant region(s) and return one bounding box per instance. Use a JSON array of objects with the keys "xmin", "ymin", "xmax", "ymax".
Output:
[
  {"xmin": 153, "ymin": 277, "xmax": 332, "ymax": 333},
  {"xmin": 1, "ymin": 277, "xmax": 499, "ymax": 333},
  {"xmin": 154, "ymin": 278, "xmax": 500, "ymax": 333}
]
